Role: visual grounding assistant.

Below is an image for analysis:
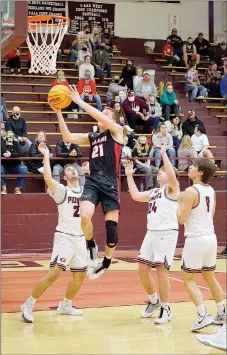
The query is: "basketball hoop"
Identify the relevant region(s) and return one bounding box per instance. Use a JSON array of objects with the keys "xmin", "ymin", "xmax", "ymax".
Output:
[{"xmin": 27, "ymin": 15, "xmax": 70, "ymax": 75}]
